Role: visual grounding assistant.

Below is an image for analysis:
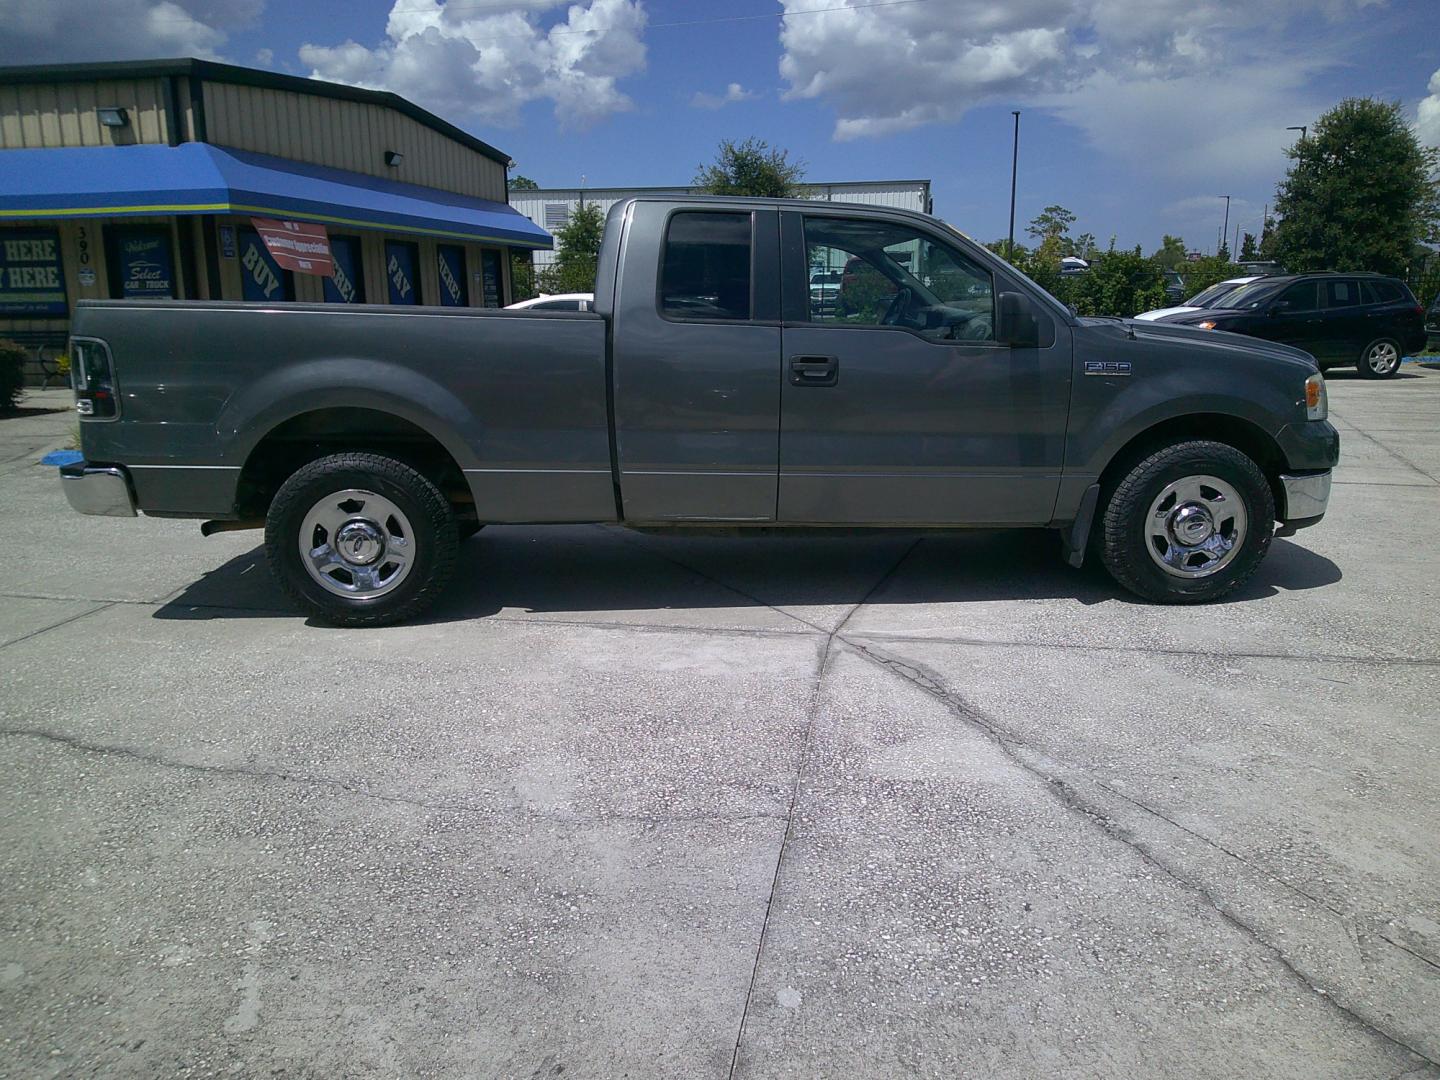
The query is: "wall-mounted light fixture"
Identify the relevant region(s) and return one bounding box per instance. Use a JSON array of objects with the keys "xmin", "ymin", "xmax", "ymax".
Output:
[
  {"xmin": 96, "ymin": 106, "xmax": 130, "ymax": 128},
  {"xmin": 384, "ymin": 150, "xmax": 403, "ymax": 167}
]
